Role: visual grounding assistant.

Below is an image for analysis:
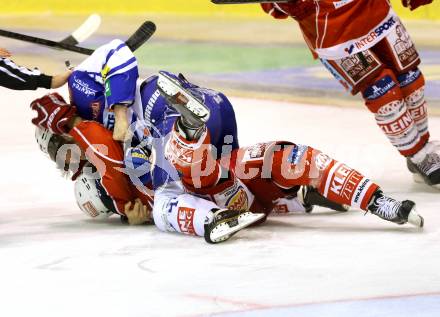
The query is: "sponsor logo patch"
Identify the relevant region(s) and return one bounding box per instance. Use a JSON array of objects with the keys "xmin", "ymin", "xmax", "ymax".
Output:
[
  {"xmin": 338, "ymin": 51, "xmax": 380, "ymax": 85},
  {"xmin": 397, "ymin": 69, "xmax": 421, "ymax": 88},
  {"xmin": 71, "ymin": 76, "xmax": 98, "ymax": 97},
  {"xmin": 344, "ymin": 44, "xmax": 355, "ymax": 55},
  {"xmin": 330, "ymin": 164, "xmax": 364, "ymax": 203},
  {"xmin": 363, "ymin": 75, "xmax": 396, "ymax": 100},
  {"xmin": 225, "ymin": 186, "xmax": 249, "ymax": 211},
  {"xmin": 177, "ymin": 206, "xmax": 196, "ymax": 235},
  {"xmin": 82, "ymin": 201, "xmax": 99, "ymax": 217},
  {"xmin": 347, "ymin": 17, "xmax": 396, "ymax": 52}
]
